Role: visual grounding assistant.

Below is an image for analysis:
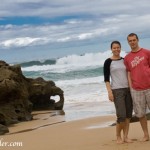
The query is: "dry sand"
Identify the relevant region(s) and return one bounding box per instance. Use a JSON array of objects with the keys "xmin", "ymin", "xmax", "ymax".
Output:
[{"xmin": 1, "ymin": 111, "xmax": 150, "ymax": 150}]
